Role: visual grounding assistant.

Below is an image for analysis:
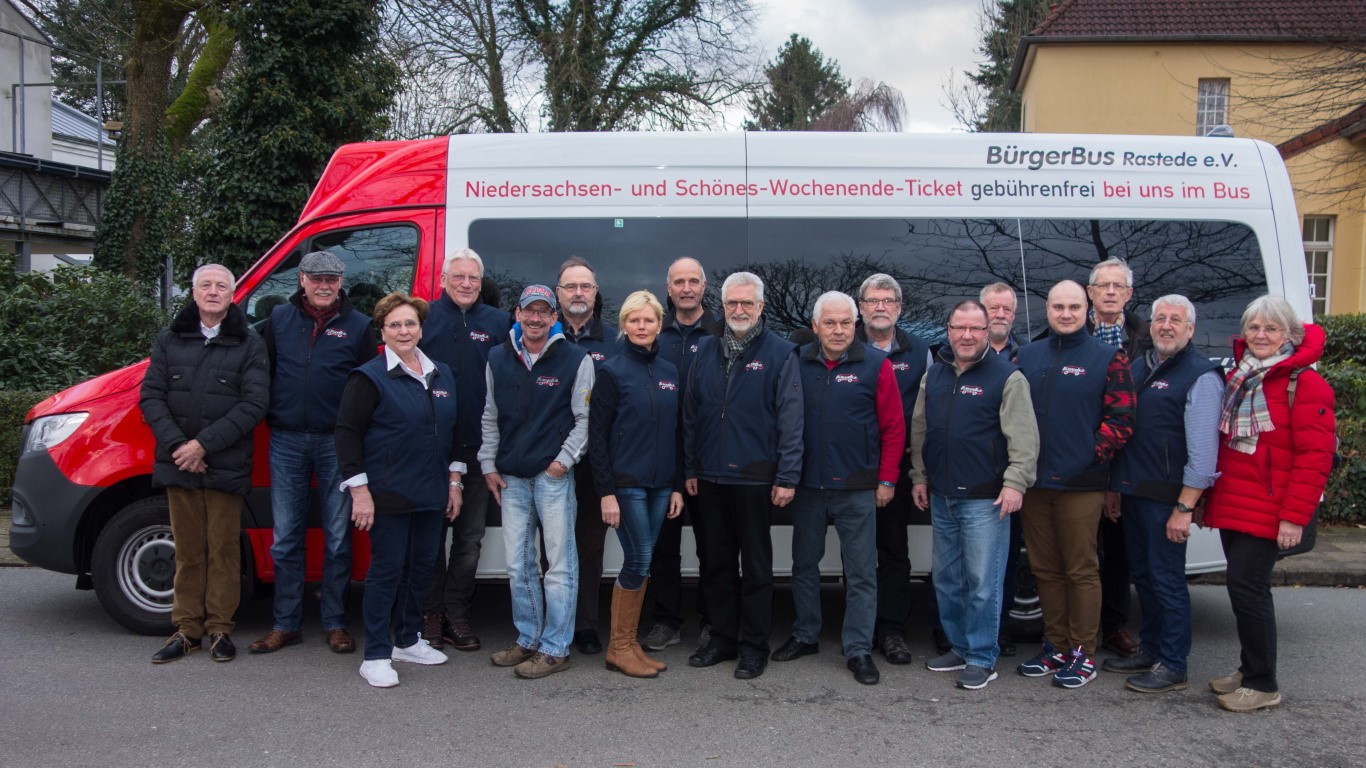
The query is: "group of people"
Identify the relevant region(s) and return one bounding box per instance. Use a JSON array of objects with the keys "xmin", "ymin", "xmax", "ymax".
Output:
[{"xmin": 139, "ymin": 250, "xmax": 1336, "ymax": 711}]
